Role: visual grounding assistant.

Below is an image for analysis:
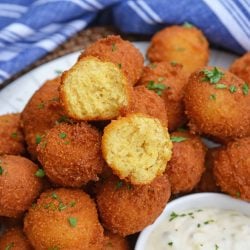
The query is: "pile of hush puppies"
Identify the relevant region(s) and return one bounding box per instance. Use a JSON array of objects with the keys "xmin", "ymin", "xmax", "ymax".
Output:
[{"xmin": 0, "ymin": 23, "xmax": 249, "ymax": 250}]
